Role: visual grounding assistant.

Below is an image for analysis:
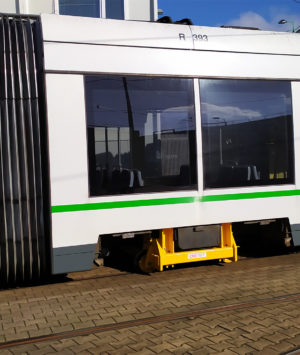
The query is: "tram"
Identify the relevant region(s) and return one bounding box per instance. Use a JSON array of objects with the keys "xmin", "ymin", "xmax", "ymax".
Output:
[{"xmin": 0, "ymin": 13, "xmax": 300, "ymax": 285}]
